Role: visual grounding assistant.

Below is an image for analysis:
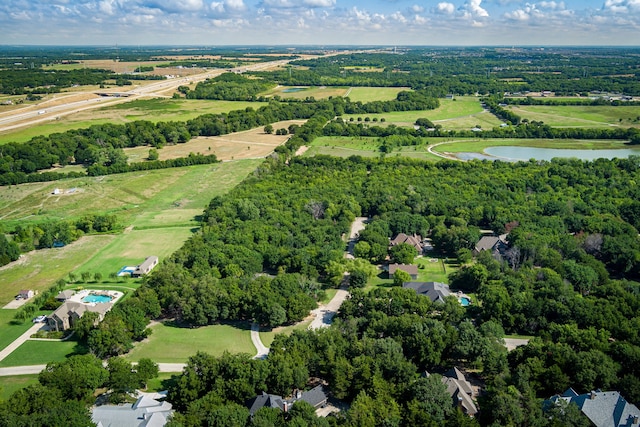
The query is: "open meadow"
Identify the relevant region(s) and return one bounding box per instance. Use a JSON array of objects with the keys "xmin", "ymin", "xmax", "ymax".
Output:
[
  {"xmin": 305, "ymin": 136, "xmax": 445, "ymax": 161},
  {"xmin": 340, "ymin": 96, "xmax": 504, "ymax": 130},
  {"xmin": 509, "ymin": 105, "xmax": 640, "ymax": 128},
  {"xmin": 345, "ymin": 87, "xmax": 409, "ymax": 102},
  {"xmin": 124, "ymin": 321, "xmax": 254, "ymax": 363},
  {"xmin": 261, "ymin": 86, "xmax": 349, "ymax": 100}
]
